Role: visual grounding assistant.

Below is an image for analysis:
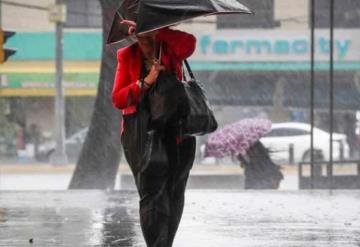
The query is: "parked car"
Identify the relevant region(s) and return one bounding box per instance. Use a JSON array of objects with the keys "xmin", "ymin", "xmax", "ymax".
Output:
[
  {"xmin": 37, "ymin": 128, "xmax": 88, "ymax": 163},
  {"xmin": 260, "ymin": 122, "xmax": 350, "ymax": 164}
]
